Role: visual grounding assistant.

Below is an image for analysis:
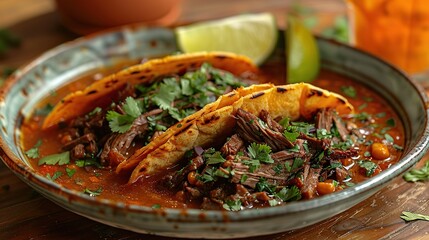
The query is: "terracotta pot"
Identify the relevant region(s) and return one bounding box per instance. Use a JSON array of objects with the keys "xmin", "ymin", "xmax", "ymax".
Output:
[{"xmin": 55, "ymin": 0, "xmax": 182, "ymax": 35}]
